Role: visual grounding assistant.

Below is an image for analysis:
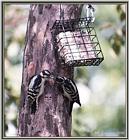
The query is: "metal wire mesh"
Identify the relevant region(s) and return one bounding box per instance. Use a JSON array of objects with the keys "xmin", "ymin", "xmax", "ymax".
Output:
[{"xmin": 51, "ymin": 18, "xmax": 104, "ymax": 67}]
